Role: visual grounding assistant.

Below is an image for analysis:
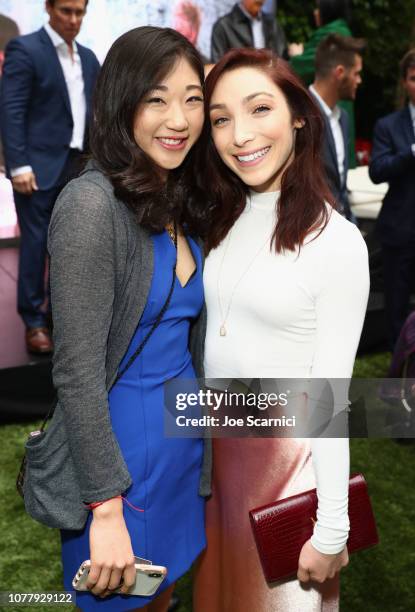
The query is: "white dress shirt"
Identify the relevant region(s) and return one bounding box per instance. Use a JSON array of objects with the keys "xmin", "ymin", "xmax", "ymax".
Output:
[
  {"xmin": 239, "ymin": 3, "xmax": 266, "ymax": 49},
  {"xmin": 11, "ymin": 22, "xmax": 86, "ymax": 178},
  {"xmin": 310, "ymin": 85, "xmax": 345, "ymax": 182},
  {"xmin": 410, "ymin": 103, "xmax": 415, "ymax": 157},
  {"xmin": 410, "ymin": 102, "xmax": 415, "ymax": 129}
]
